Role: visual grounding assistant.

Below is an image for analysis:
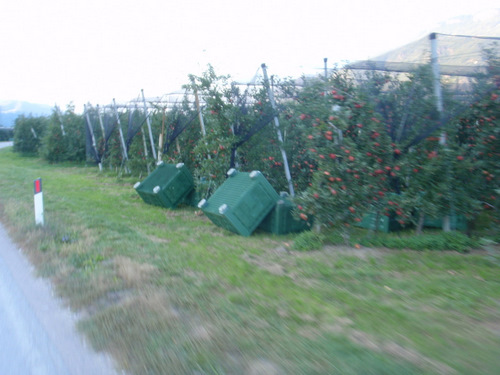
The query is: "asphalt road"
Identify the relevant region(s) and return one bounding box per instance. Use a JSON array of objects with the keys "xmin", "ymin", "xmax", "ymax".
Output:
[{"xmin": 0, "ymin": 141, "xmax": 121, "ymax": 375}]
